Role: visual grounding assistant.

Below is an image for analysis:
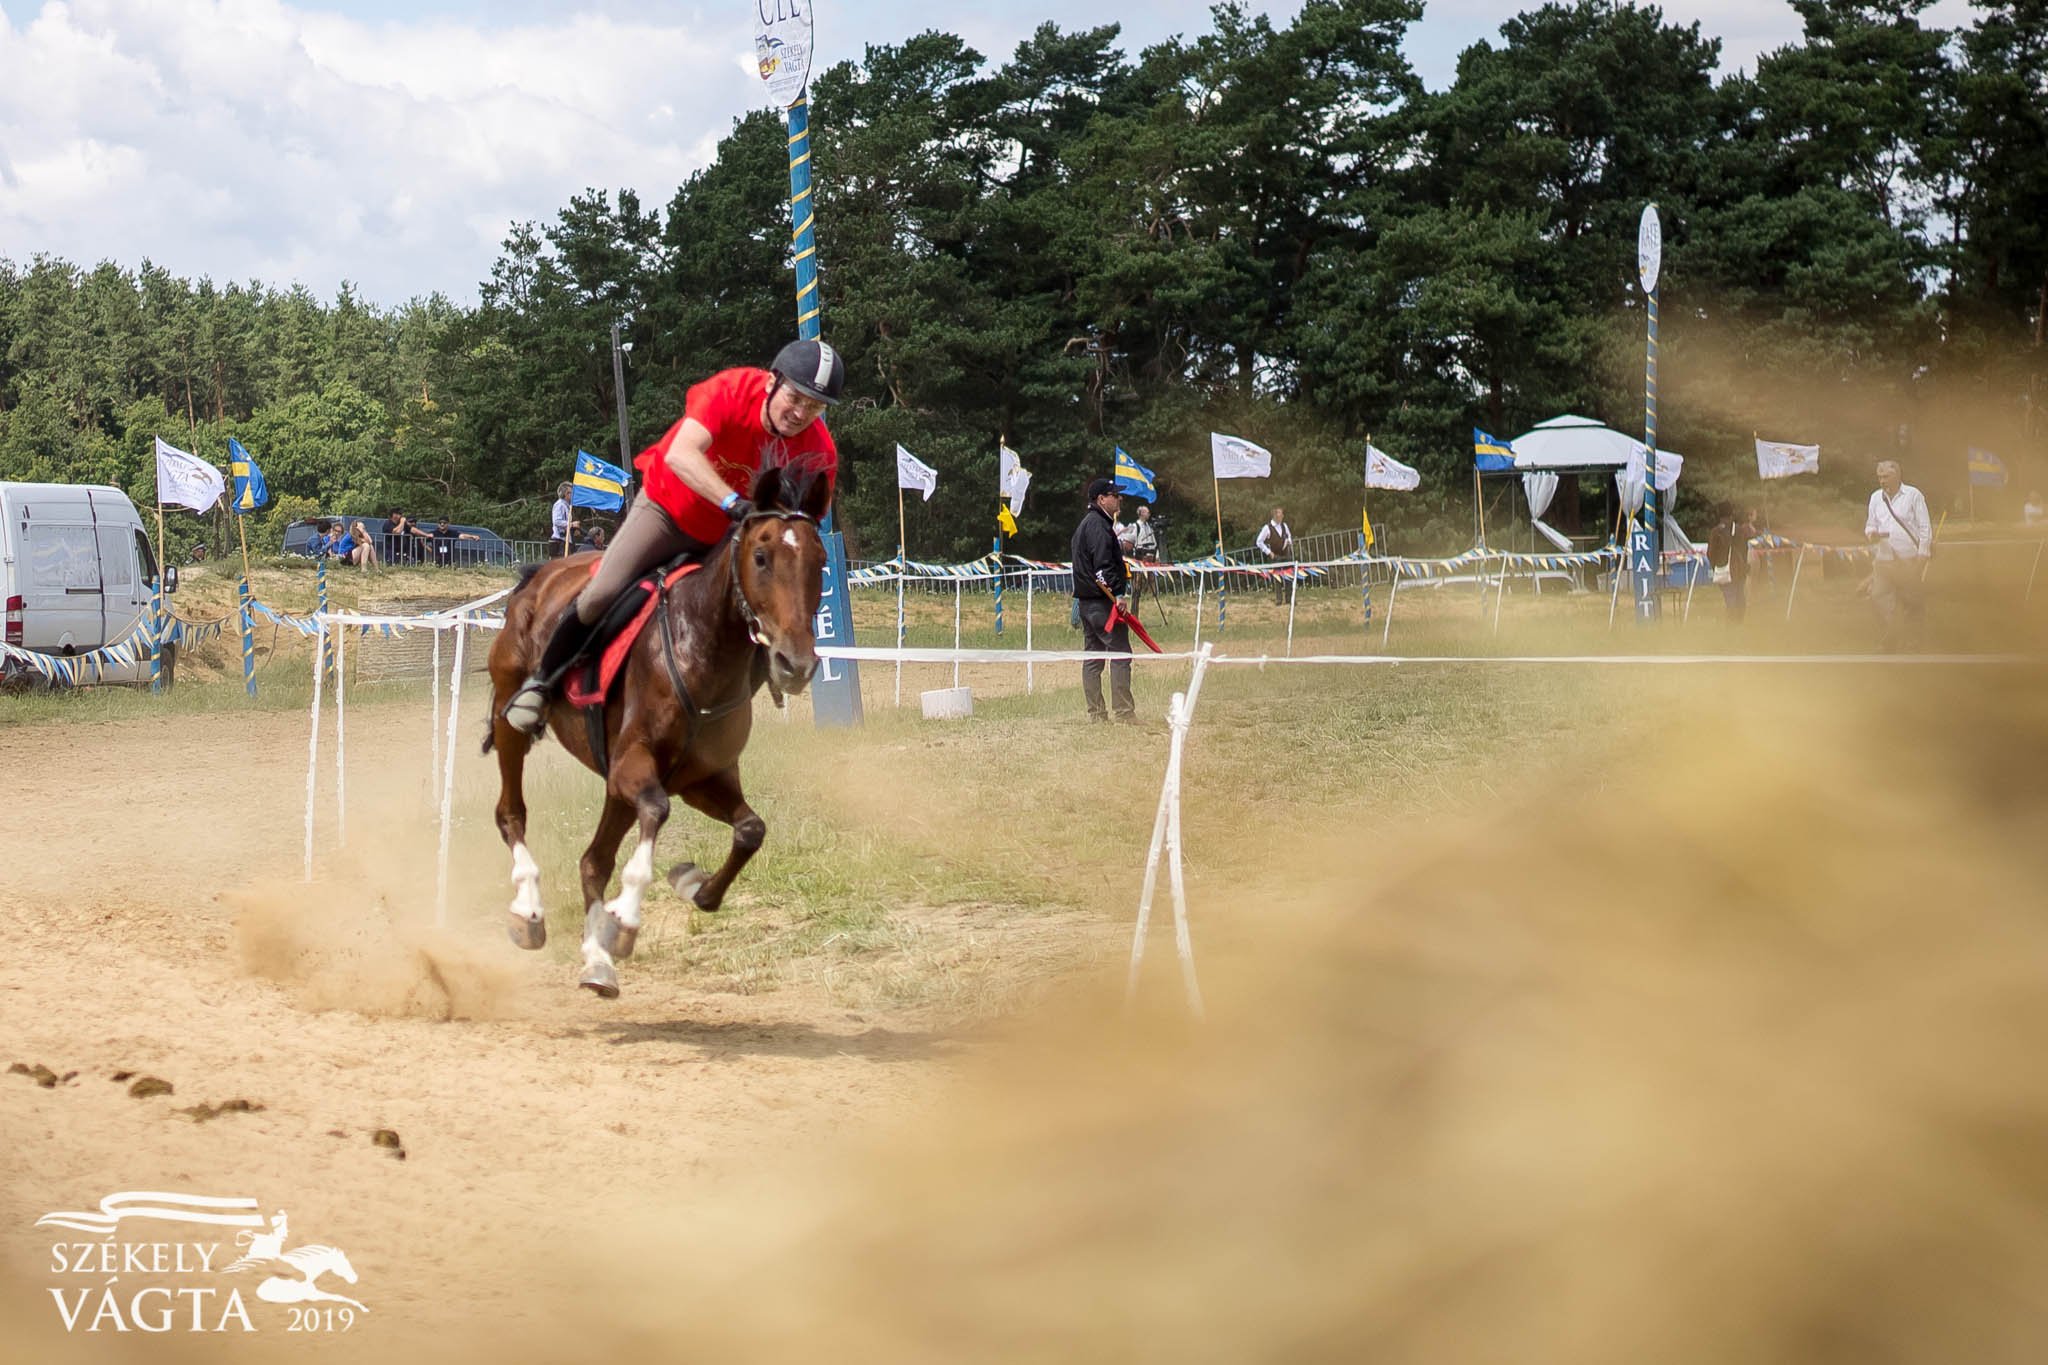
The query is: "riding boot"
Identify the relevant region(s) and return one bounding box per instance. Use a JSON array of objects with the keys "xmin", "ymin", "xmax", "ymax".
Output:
[{"xmin": 502, "ymin": 606, "xmax": 601, "ymax": 736}]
